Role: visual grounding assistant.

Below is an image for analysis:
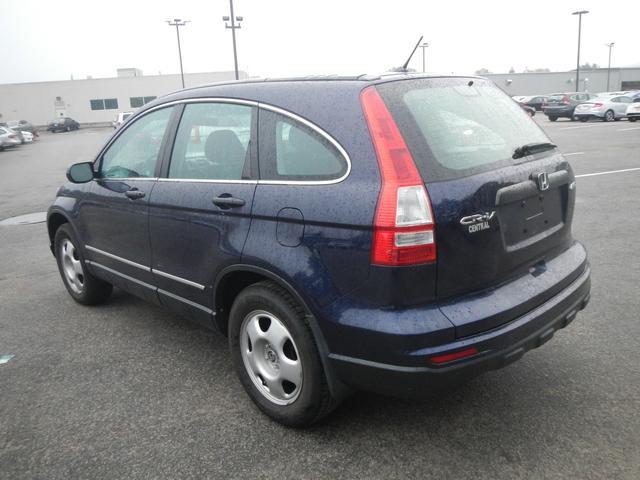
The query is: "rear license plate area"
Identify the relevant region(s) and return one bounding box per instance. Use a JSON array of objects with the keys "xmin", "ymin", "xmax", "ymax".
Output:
[{"xmin": 498, "ymin": 188, "xmax": 564, "ymax": 248}]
